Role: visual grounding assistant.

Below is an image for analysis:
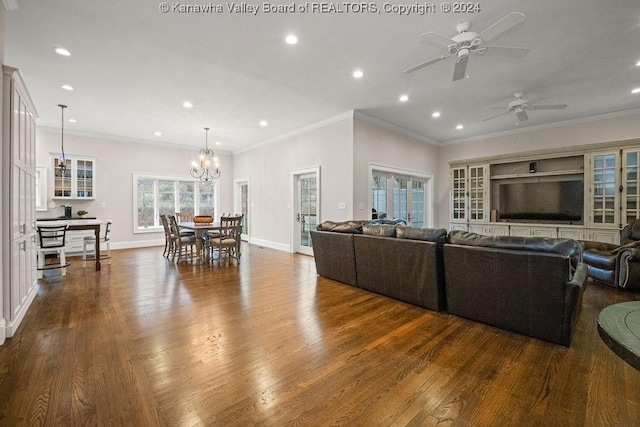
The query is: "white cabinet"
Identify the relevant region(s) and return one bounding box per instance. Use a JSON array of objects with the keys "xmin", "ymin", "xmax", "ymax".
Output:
[
  {"xmin": 65, "ymin": 229, "xmax": 94, "ymax": 255},
  {"xmin": 1, "ymin": 66, "xmax": 39, "ymax": 341},
  {"xmin": 509, "ymin": 226, "xmax": 530, "ymax": 237},
  {"xmin": 558, "ymin": 227, "xmax": 586, "ymax": 240},
  {"xmin": 487, "ymin": 224, "xmax": 509, "ymax": 236},
  {"xmin": 52, "ymin": 155, "xmax": 95, "ymax": 199},
  {"xmin": 450, "ymin": 163, "xmax": 488, "ymax": 224},
  {"xmin": 588, "ymin": 228, "xmax": 619, "ymax": 245}
]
